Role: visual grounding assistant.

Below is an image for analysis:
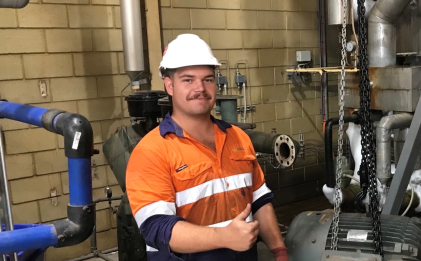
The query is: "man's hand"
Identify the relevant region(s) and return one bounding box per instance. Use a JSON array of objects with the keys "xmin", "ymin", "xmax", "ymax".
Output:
[
  {"xmin": 220, "ymin": 204, "xmax": 259, "ymax": 251},
  {"xmin": 271, "ymin": 247, "xmax": 288, "ymax": 261}
]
